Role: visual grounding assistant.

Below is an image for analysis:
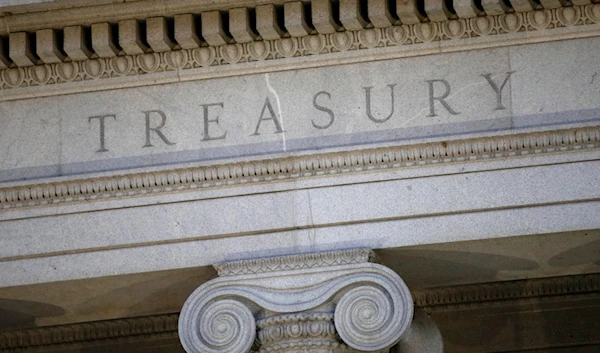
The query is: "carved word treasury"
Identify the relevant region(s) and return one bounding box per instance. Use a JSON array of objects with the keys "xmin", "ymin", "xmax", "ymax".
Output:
[{"xmin": 87, "ymin": 72, "xmax": 513, "ymax": 152}]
